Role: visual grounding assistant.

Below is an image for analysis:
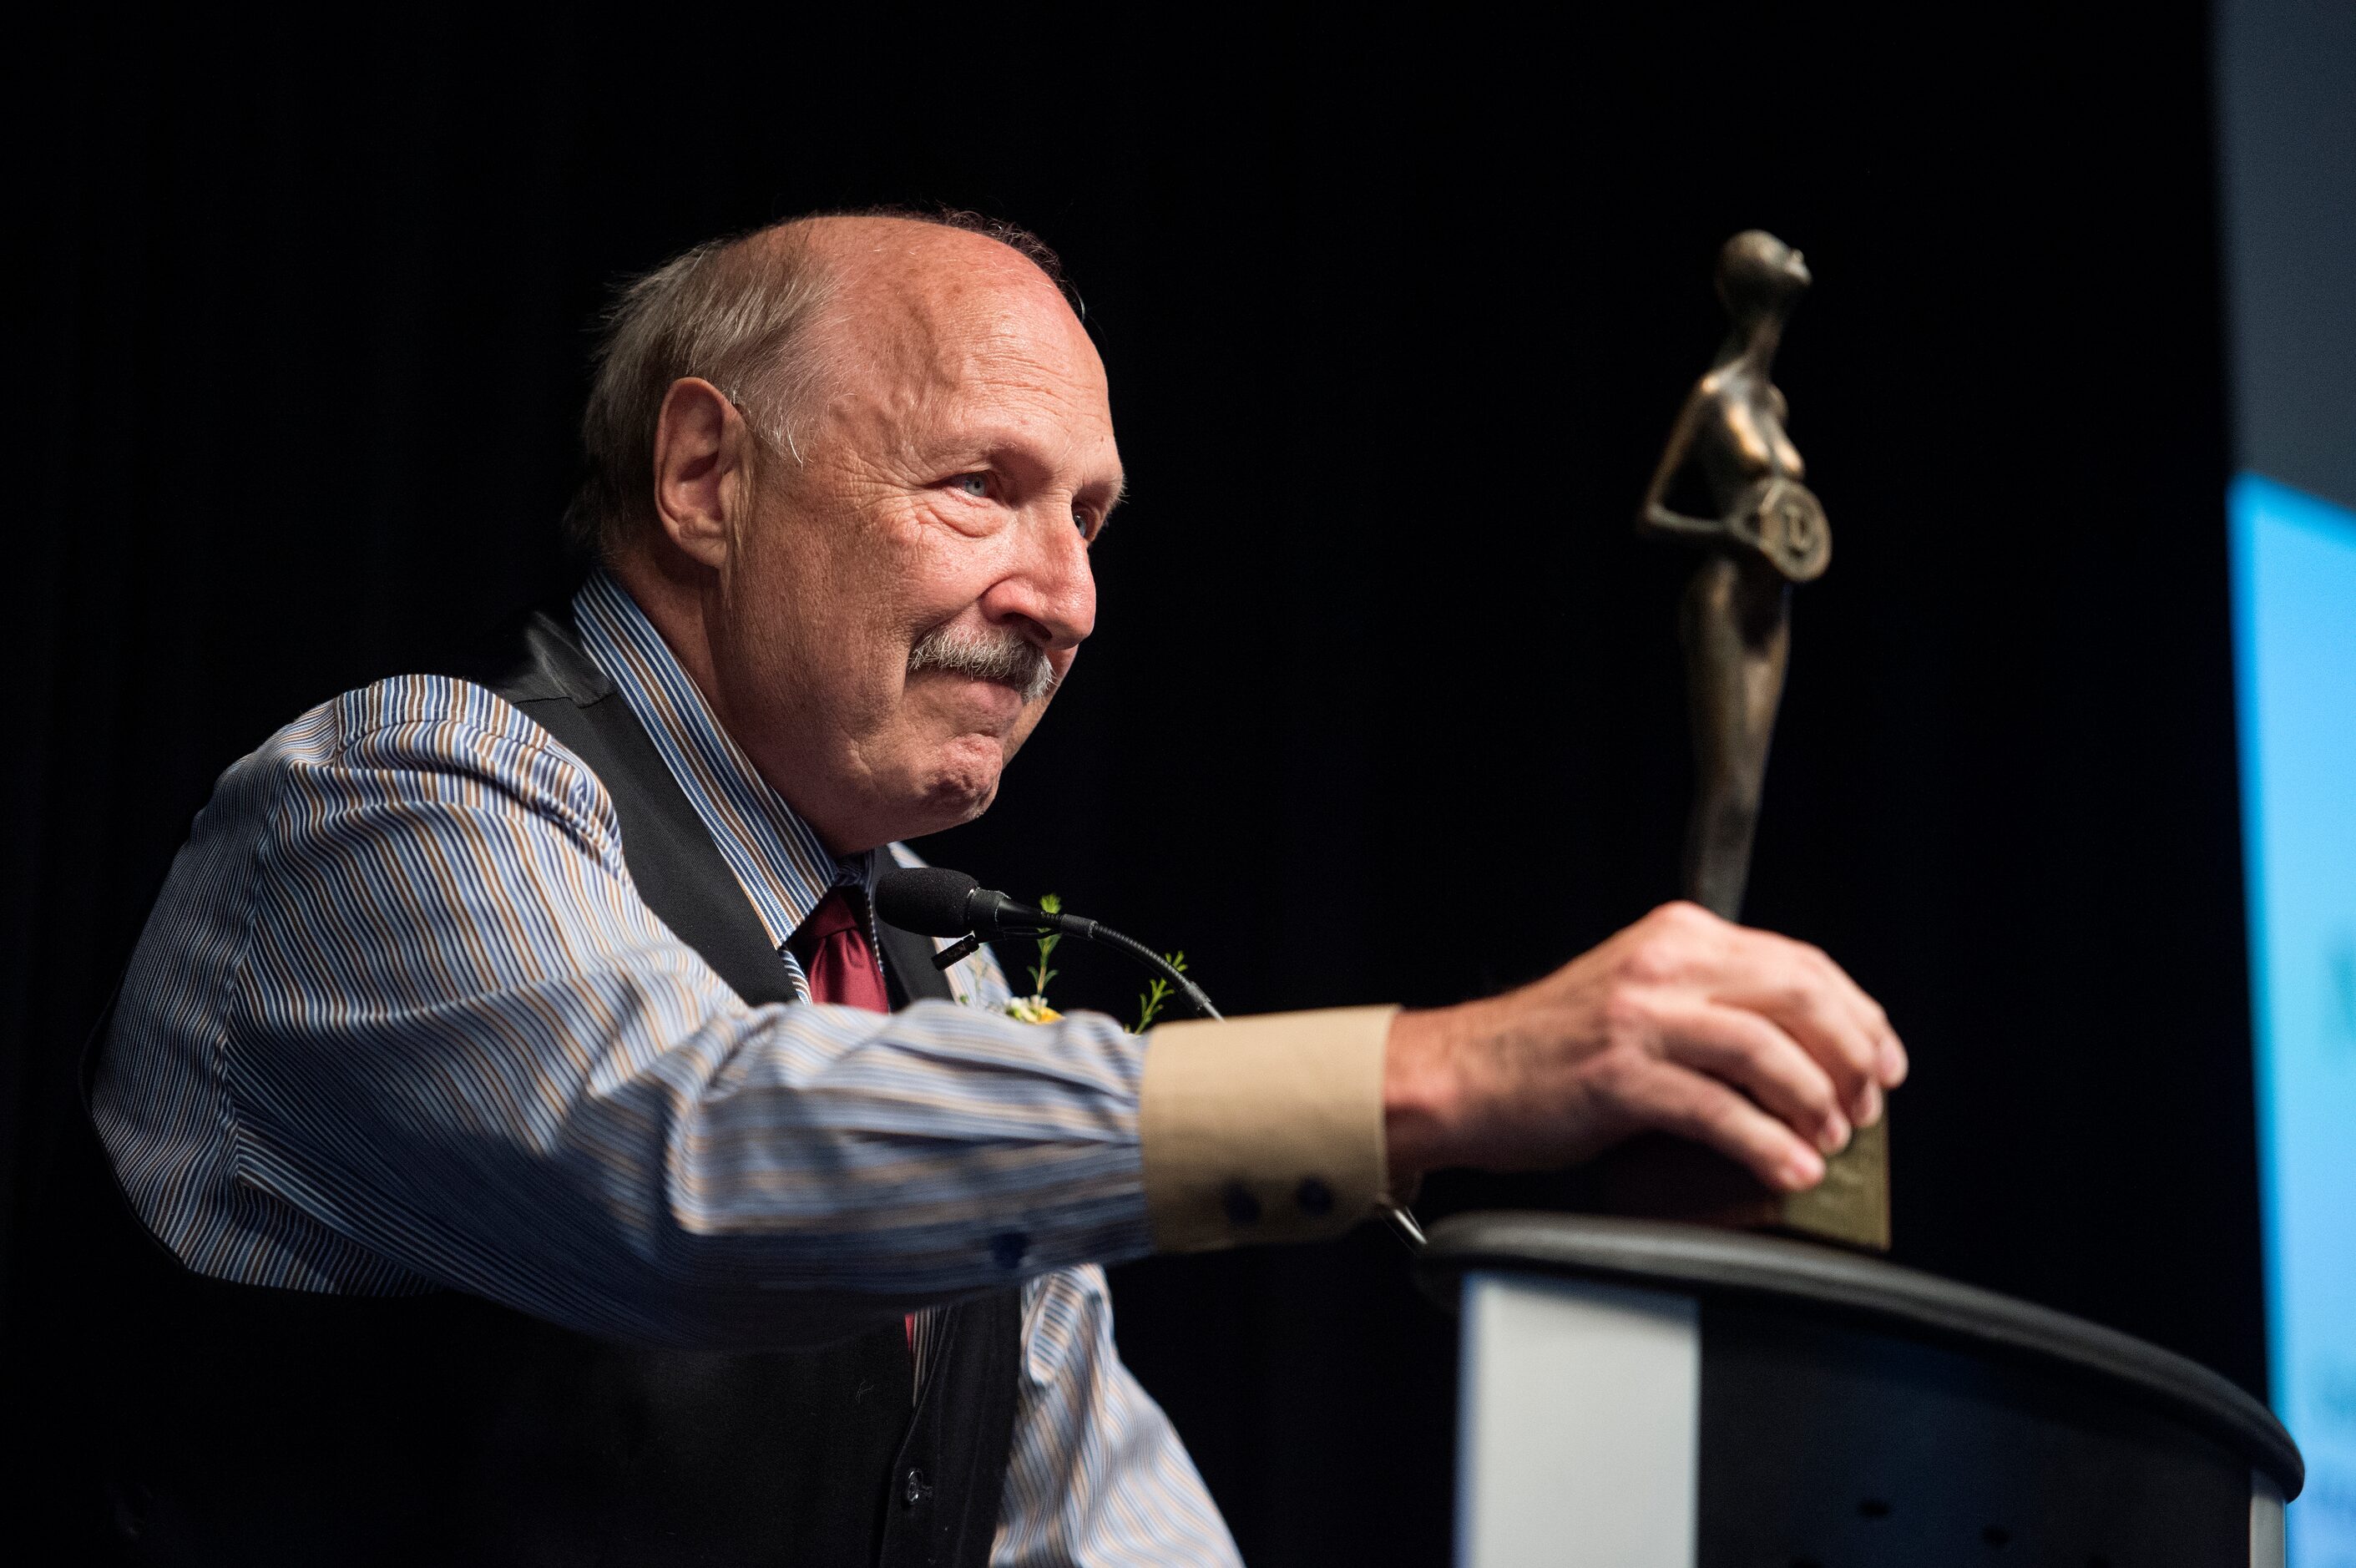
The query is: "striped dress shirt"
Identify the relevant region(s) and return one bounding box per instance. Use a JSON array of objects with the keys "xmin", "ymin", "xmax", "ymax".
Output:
[{"xmin": 94, "ymin": 569, "xmax": 1242, "ymax": 1565}]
